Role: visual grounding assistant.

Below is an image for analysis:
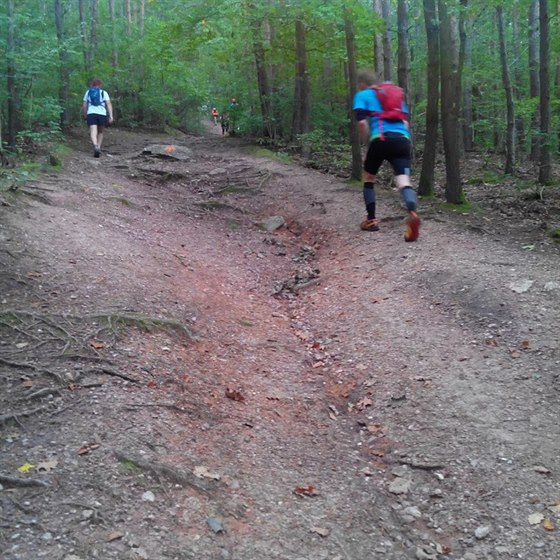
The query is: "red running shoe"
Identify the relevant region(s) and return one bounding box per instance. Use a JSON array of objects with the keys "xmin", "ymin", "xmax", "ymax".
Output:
[{"xmin": 404, "ymin": 211, "xmax": 421, "ymax": 242}]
